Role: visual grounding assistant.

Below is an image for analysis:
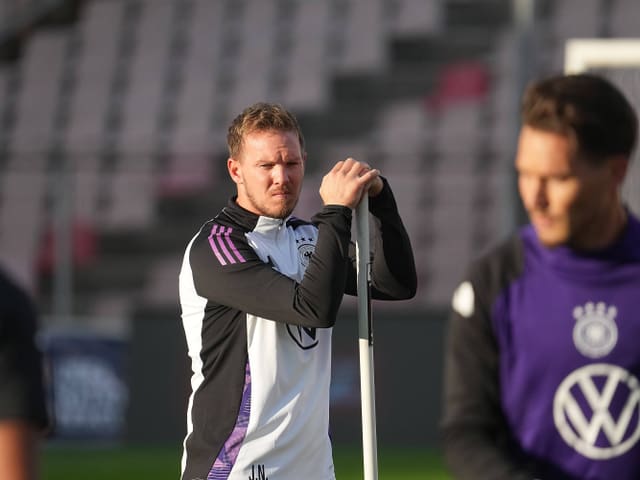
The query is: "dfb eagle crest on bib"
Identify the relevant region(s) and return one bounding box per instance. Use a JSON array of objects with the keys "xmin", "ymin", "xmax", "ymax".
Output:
[{"xmin": 572, "ymin": 302, "xmax": 618, "ymax": 359}]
